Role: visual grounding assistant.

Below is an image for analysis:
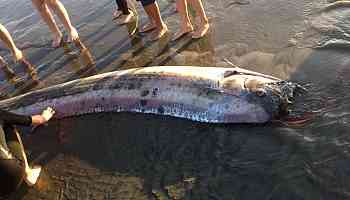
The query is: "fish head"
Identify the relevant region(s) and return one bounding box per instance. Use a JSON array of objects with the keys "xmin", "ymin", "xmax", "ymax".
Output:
[
  {"xmin": 222, "ymin": 74, "xmax": 304, "ymax": 122},
  {"xmin": 244, "ymin": 77, "xmax": 304, "ymax": 120}
]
